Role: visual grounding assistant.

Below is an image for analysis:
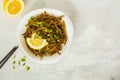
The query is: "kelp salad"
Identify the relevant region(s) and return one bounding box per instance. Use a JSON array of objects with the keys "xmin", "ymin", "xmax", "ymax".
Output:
[{"xmin": 23, "ymin": 11, "xmax": 67, "ymax": 59}]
